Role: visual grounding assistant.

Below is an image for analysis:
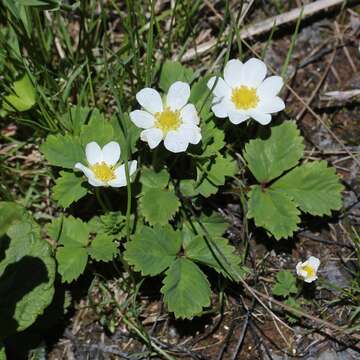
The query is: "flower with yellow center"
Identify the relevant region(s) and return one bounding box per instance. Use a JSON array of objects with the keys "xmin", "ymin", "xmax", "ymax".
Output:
[
  {"xmin": 129, "ymin": 81, "xmax": 201, "ymax": 153},
  {"xmin": 296, "ymin": 256, "xmax": 320, "ymax": 283},
  {"xmin": 74, "ymin": 141, "xmax": 137, "ymax": 188},
  {"xmin": 207, "ymin": 58, "xmax": 285, "ymax": 125}
]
